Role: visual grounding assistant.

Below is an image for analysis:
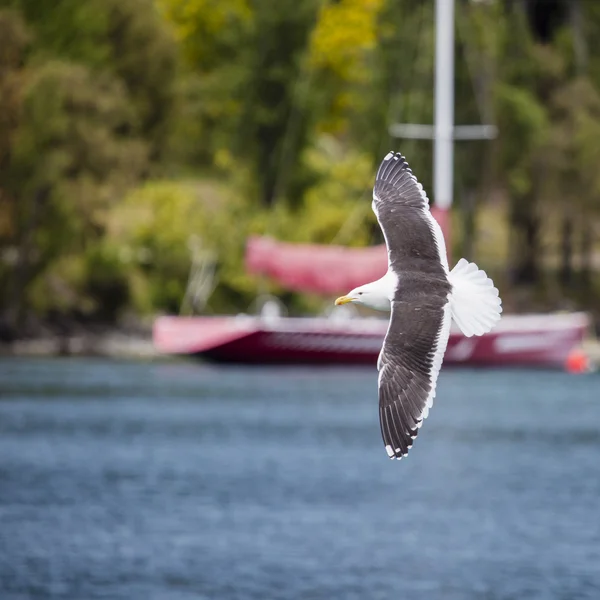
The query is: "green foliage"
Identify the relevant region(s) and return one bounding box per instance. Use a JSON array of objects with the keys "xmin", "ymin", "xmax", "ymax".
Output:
[
  {"xmin": 0, "ymin": 0, "xmax": 179, "ymax": 160},
  {"xmin": 160, "ymin": 0, "xmax": 321, "ymax": 206},
  {"xmin": 496, "ymin": 83, "xmax": 548, "ymax": 198},
  {"xmin": 547, "ymin": 78, "xmax": 600, "ymax": 202},
  {"xmin": 299, "ymin": 142, "xmax": 376, "ymax": 245},
  {"xmin": 310, "ymin": 0, "xmax": 384, "ymax": 83},
  {"xmin": 11, "ymin": 59, "xmax": 147, "ymax": 241},
  {"xmin": 101, "ymin": 146, "xmax": 379, "ymax": 316},
  {"xmin": 106, "ymin": 181, "xmax": 208, "ymax": 313},
  {"xmin": 105, "ymin": 180, "xmax": 257, "ymax": 314},
  {"xmin": 2, "ymin": 0, "xmax": 600, "ymax": 332},
  {"xmin": 1, "ymin": 60, "xmax": 147, "ymax": 323},
  {"xmin": 0, "ymin": 8, "xmax": 29, "ymax": 237}
]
